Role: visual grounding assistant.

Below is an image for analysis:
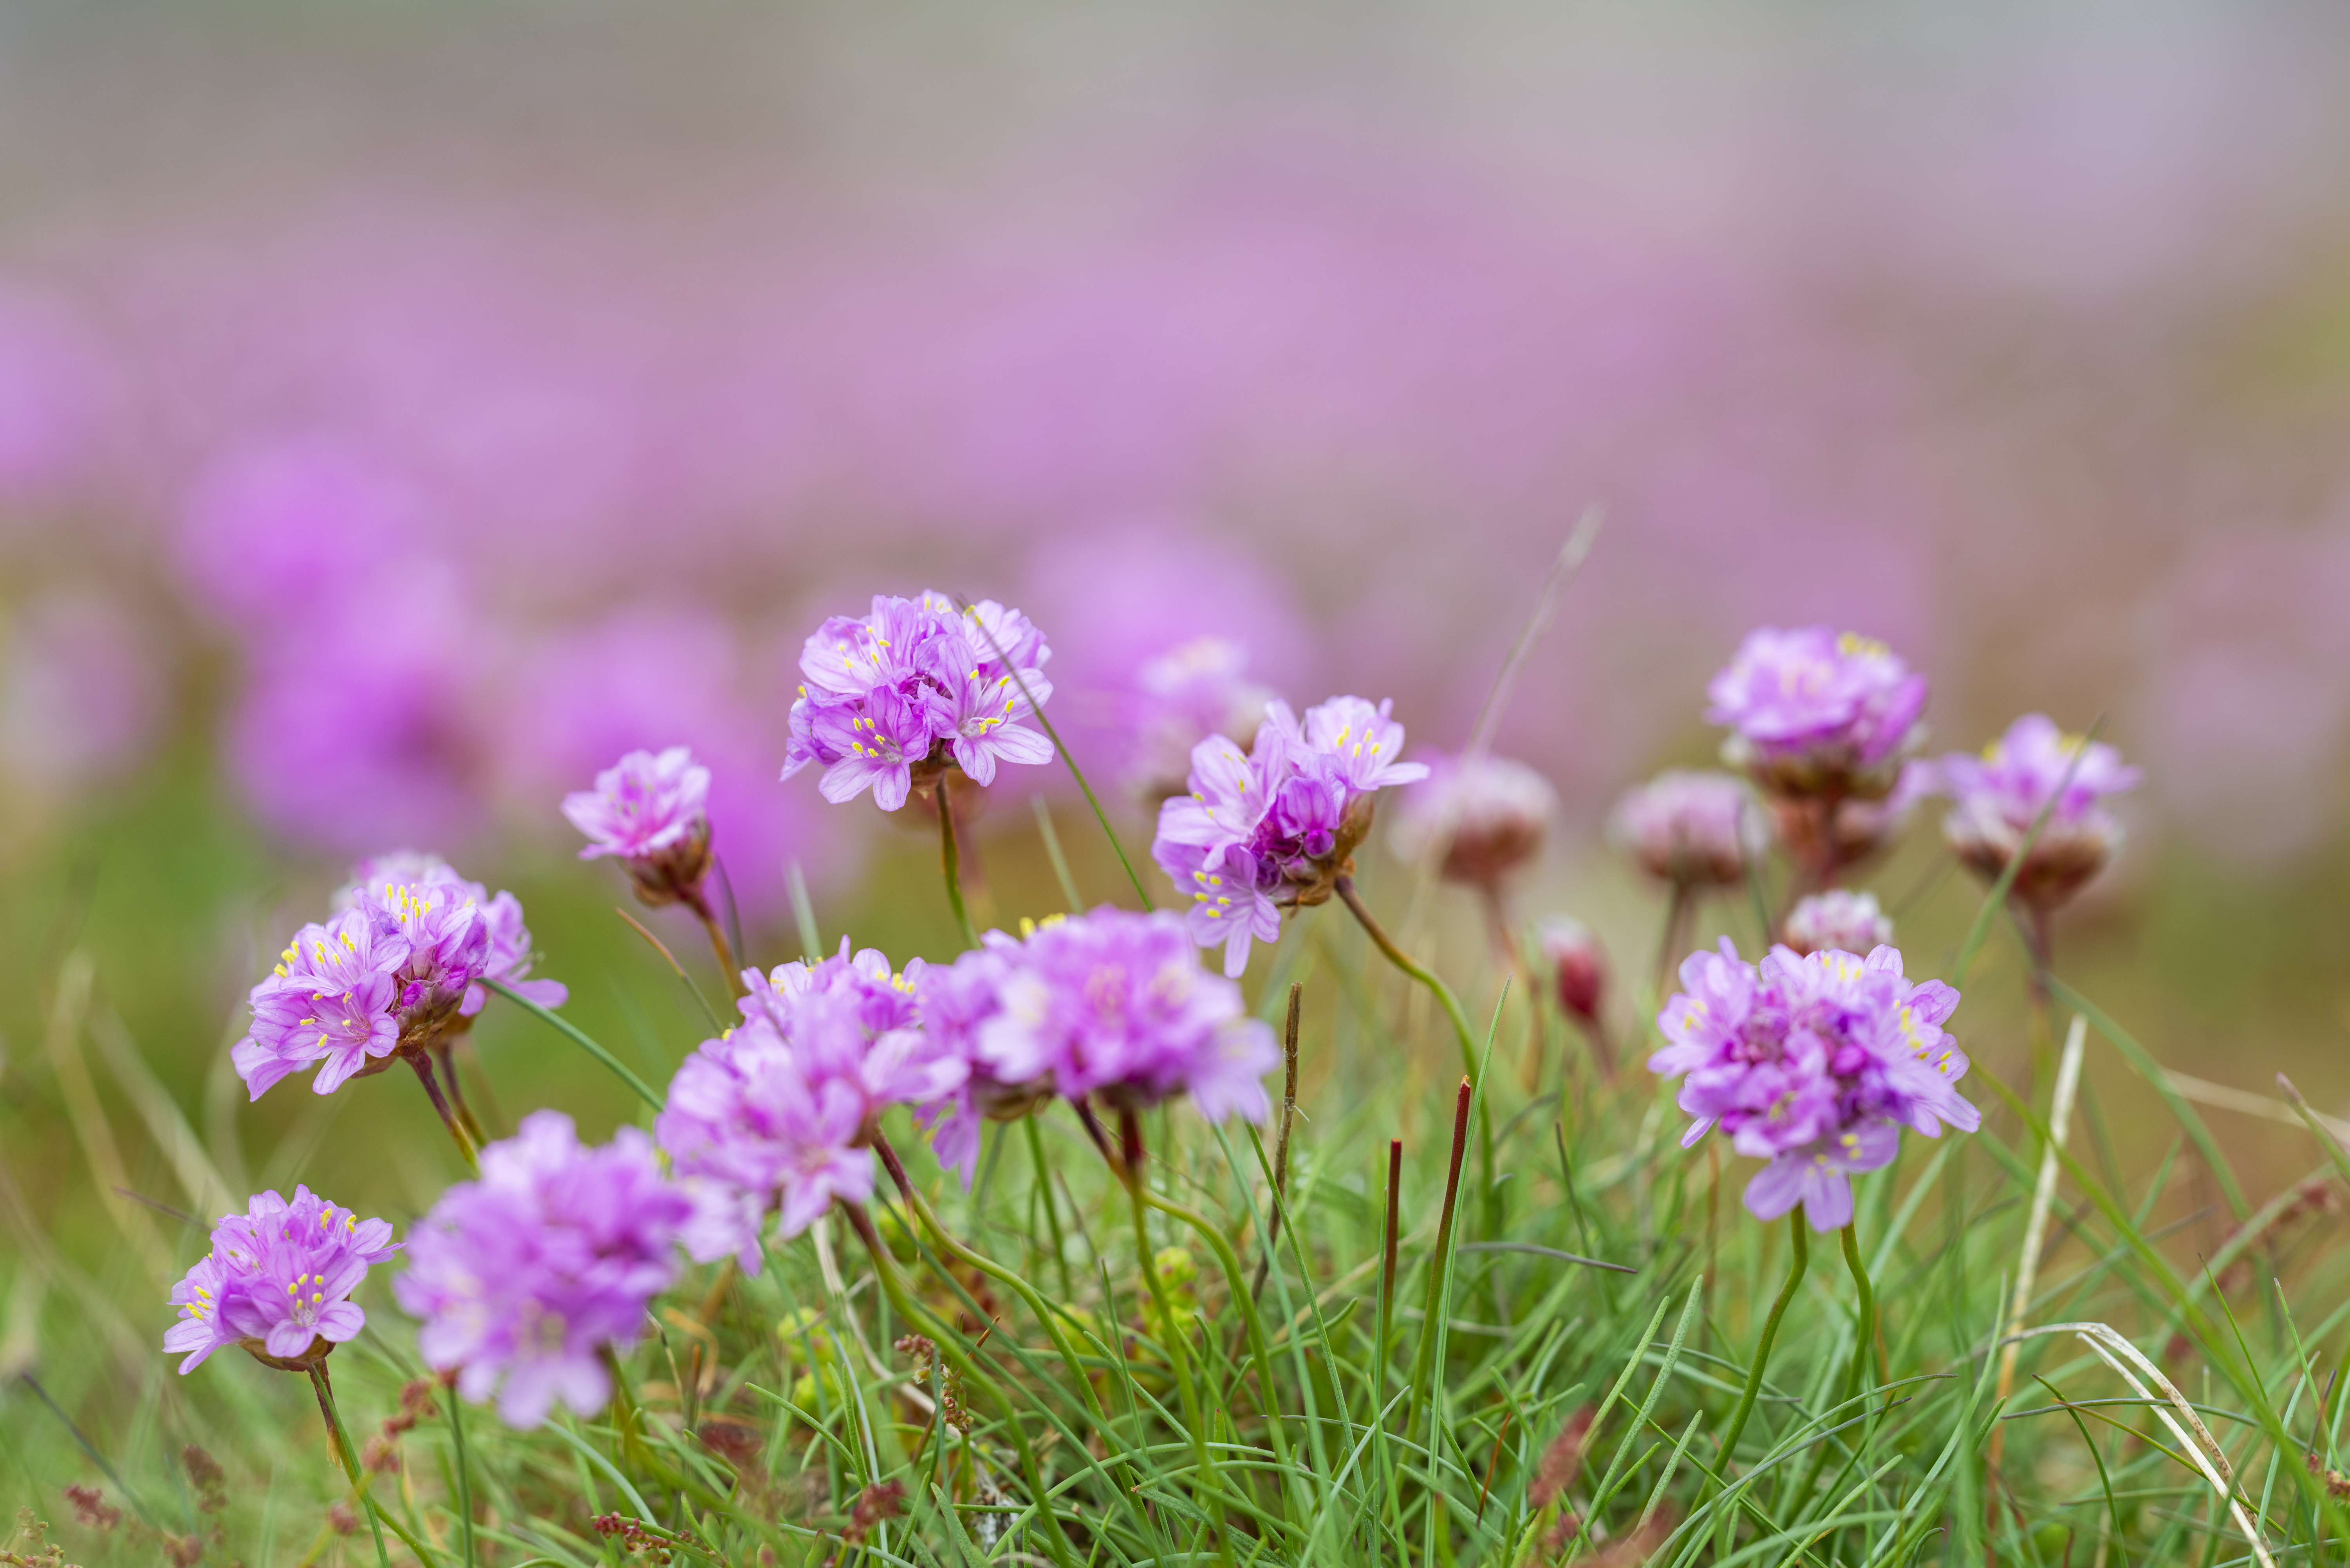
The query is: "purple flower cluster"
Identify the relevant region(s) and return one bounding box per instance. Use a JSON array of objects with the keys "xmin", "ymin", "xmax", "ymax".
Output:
[
  {"xmin": 1649, "ymin": 939, "xmax": 1976, "ymax": 1231},
  {"xmin": 165, "ymin": 1186, "xmax": 398, "ymax": 1373},
  {"xmin": 1123, "ymin": 636, "xmax": 1277, "ymax": 804},
  {"xmin": 657, "ymin": 942, "xmax": 966, "ymax": 1264},
  {"xmin": 1707, "ymin": 626, "xmax": 1928, "ymax": 799},
  {"xmin": 957, "ymin": 907, "xmax": 1278, "ymax": 1130},
  {"xmin": 1939, "ymin": 714, "xmax": 2141, "ymax": 910},
  {"xmin": 781, "ymin": 593, "xmax": 1055, "ymax": 812},
  {"xmin": 1152, "ymin": 694, "xmax": 1430, "ymax": 976},
  {"xmin": 1610, "ymin": 770, "xmax": 1765, "ymax": 889},
  {"xmin": 563, "ymin": 746, "xmax": 715, "ymax": 906},
  {"xmin": 1389, "ymin": 751, "xmax": 1558, "ymax": 890},
  {"xmin": 395, "ymin": 1111, "xmax": 690, "ymax": 1428},
  {"xmin": 1781, "ymin": 890, "xmax": 1894, "ymax": 957},
  {"xmin": 234, "ymin": 855, "xmax": 562, "ymax": 1100}
]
